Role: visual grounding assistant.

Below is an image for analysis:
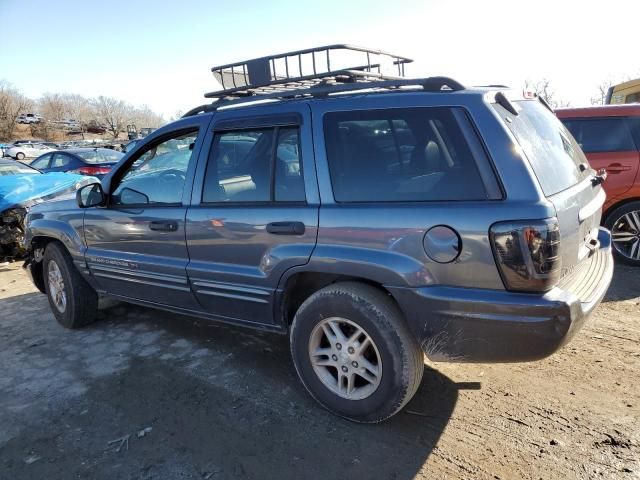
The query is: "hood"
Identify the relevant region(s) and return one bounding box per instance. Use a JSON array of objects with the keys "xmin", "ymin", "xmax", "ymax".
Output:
[{"xmin": 0, "ymin": 172, "xmax": 96, "ymax": 212}]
